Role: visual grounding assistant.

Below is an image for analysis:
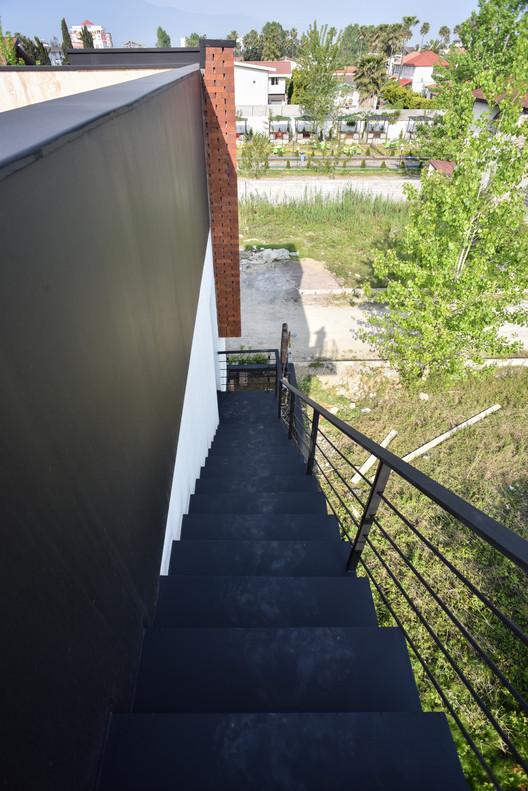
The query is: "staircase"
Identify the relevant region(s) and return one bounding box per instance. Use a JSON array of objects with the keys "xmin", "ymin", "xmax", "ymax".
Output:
[{"xmin": 98, "ymin": 390, "xmax": 468, "ymax": 790}]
